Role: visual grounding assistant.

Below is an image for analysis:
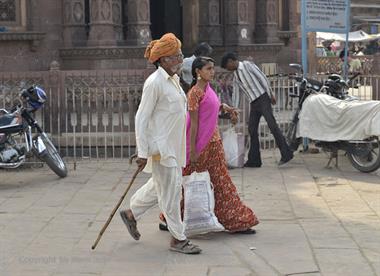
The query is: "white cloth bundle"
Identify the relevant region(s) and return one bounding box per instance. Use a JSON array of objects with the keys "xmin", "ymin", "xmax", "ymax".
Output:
[{"xmin": 297, "ymin": 93, "xmax": 380, "ymax": 141}]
